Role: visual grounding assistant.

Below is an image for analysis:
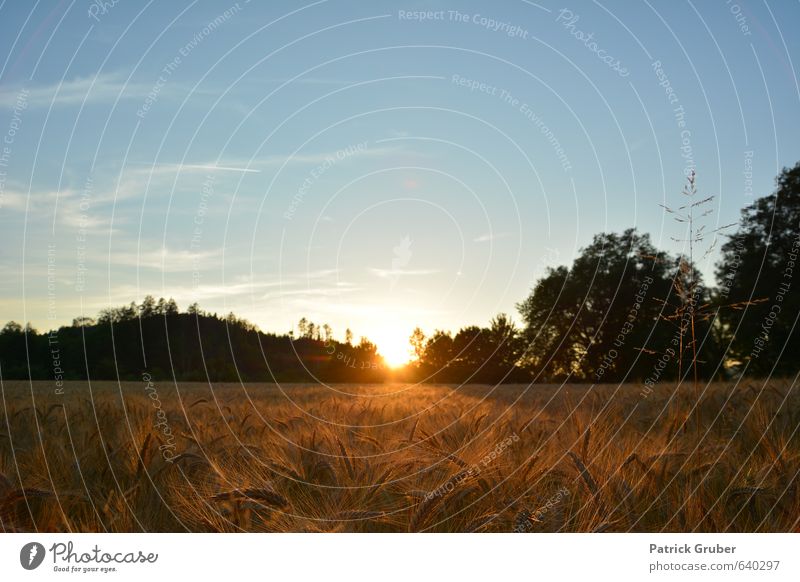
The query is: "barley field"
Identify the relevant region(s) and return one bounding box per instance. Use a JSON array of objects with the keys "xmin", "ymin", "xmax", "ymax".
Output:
[{"xmin": 1, "ymin": 380, "xmax": 798, "ymax": 532}]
